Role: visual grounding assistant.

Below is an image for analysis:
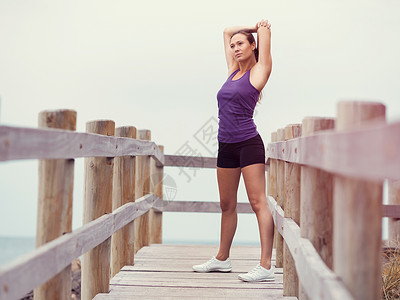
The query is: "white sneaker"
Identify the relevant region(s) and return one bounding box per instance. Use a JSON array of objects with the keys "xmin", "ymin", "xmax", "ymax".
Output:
[
  {"xmin": 192, "ymin": 256, "xmax": 232, "ymax": 273},
  {"xmin": 238, "ymin": 263, "xmax": 275, "ymax": 282}
]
